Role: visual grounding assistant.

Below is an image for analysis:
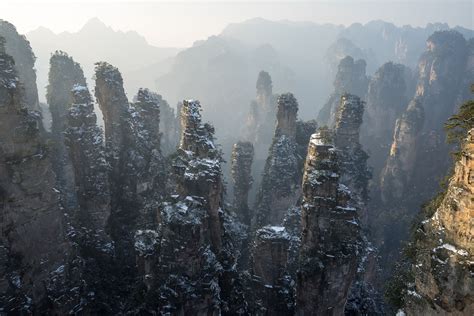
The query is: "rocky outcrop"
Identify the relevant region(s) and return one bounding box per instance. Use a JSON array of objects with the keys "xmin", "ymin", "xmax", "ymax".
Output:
[
  {"xmin": 380, "ymin": 99, "xmax": 425, "ymax": 203},
  {"xmin": 47, "ymin": 51, "xmax": 86, "ymax": 212},
  {"xmin": 317, "ymin": 56, "xmax": 369, "ymax": 126},
  {"xmin": 95, "ymin": 63, "xmax": 165, "ymax": 285},
  {"xmin": 403, "ymin": 128, "xmax": 474, "ymax": 315},
  {"xmin": 334, "ymin": 94, "xmax": 371, "ymax": 226},
  {"xmin": 246, "ymin": 71, "xmax": 279, "ymax": 201},
  {"xmin": 150, "ymin": 100, "xmax": 245, "ymax": 314},
  {"xmin": 0, "ymin": 20, "xmax": 39, "ymax": 111},
  {"xmin": 381, "ymin": 31, "xmax": 471, "ymax": 205},
  {"xmin": 159, "ymin": 95, "xmax": 179, "ymax": 155},
  {"xmin": 376, "ymin": 30, "xmax": 473, "ymax": 285},
  {"xmin": 254, "ymin": 93, "xmax": 300, "ymax": 228},
  {"xmin": 325, "ymin": 38, "xmax": 368, "ymax": 78},
  {"xmin": 174, "ymin": 100, "xmax": 224, "ymax": 252},
  {"xmin": 246, "ymin": 71, "xmax": 278, "ymax": 158},
  {"xmin": 0, "ymin": 36, "xmax": 71, "ymax": 312},
  {"xmin": 231, "ymin": 141, "xmax": 254, "ymax": 226},
  {"xmin": 132, "ymin": 90, "xmax": 179, "ymax": 156},
  {"xmin": 361, "ymin": 62, "xmax": 414, "ymax": 179},
  {"xmin": 250, "ymin": 226, "xmax": 294, "ymax": 315},
  {"xmin": 296, "ymin": 132, "xmax": 361, "ymax": 315},
  {"xmin": 331, "ymin": 94, "xmax": 383, "ymax": 314},
  {"xmin": 65, "ymin": 83, "xmax": 111, "ymax": 249}
]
